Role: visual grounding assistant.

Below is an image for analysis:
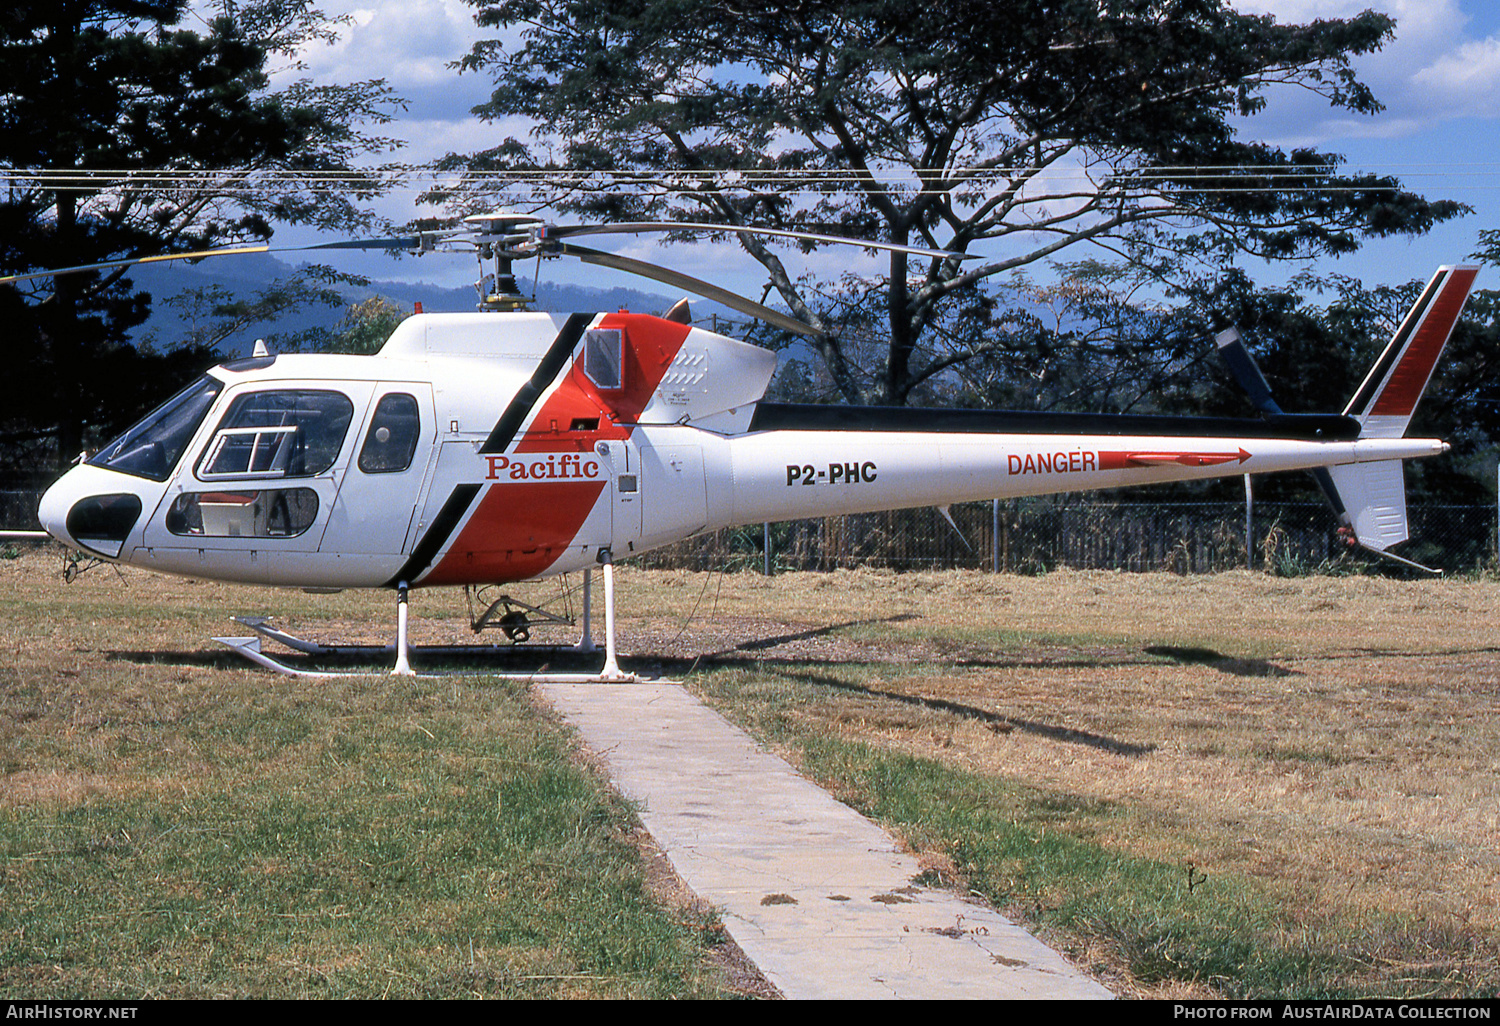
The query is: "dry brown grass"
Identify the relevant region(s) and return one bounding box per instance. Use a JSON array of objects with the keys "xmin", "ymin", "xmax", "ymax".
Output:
[
  {"xmin": 611, "ymin": 566, "xmax": 1500, "ymax": 992},
  {"xmin": 5, "ymin": 547, "xmax": 1498, "ymax": 995}
]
